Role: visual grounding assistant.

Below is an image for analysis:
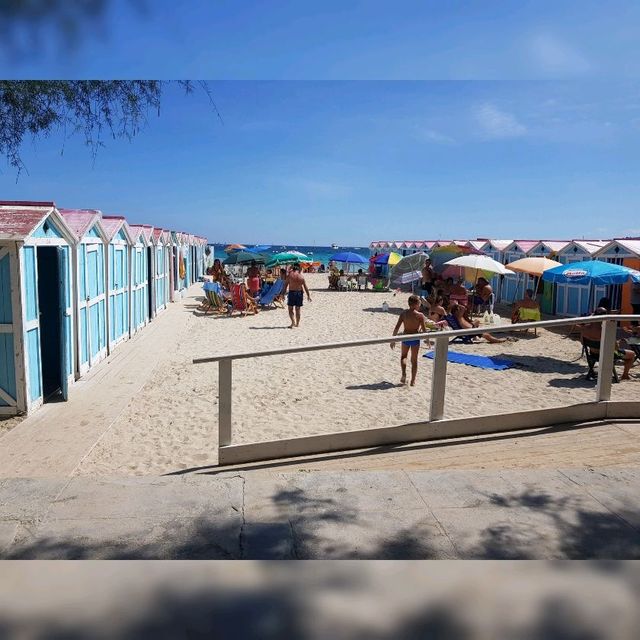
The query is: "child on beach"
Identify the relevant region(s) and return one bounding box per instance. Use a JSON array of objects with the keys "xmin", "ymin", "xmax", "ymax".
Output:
[{"xmin": 391, "ymin": 295, "xmax": 428, "ymax": 386}]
